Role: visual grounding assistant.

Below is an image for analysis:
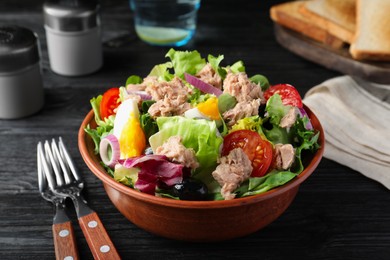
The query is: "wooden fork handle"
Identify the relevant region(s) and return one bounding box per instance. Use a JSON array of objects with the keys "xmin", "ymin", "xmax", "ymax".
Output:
[
  {"xmin": 52, "ymin": 221, "xmax": 79, "ymax": 260},
  {"xmin": 79, "ymin": 212, "xmax": 121, "ymax": 259}
]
